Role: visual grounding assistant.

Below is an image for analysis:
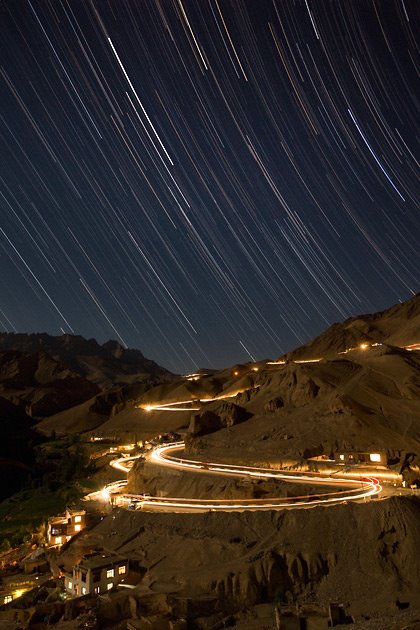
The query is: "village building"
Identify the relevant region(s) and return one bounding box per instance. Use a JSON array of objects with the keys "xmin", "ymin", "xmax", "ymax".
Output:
[
  {"xmin": 335, "ymin": 450, "xmax": 387, "ymax": 466},
  {"xmin": 275, "ymin": 602, "xmax": 352, "ymax": 629},
  {"xmin": 47, "ymin": 508, "xmax": 86, "ymax": 547},
  {"xmin": 64, "ymin": 553, "xmax": 129, "ymax": 597}
]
